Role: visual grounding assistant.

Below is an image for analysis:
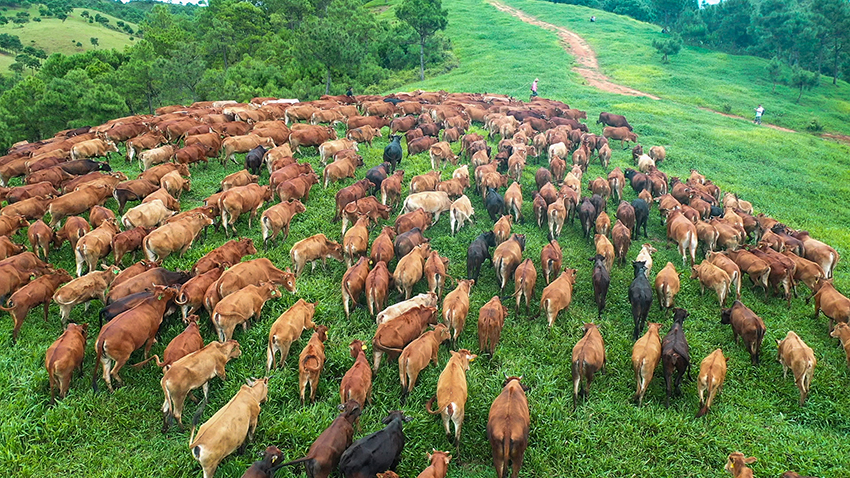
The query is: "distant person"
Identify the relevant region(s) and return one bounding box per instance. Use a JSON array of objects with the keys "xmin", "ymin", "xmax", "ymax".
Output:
[
  {"xmin": 661, "ymin": 27, "xmax": 668, "ymax": 34},
  {"xmin": 754, "ymin": 104, "xmax": 765, "ymax": 125},
  {"xmin": 531, "ymin": 78, "xmax": 539, "ymax": 98},
  {"xmin": 346, "ymin": 87, "xmax": 353, "ymax": 97},
  {"xmin": 590, "ymin": 16, "xmax": 596, "ymax": 22}
]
